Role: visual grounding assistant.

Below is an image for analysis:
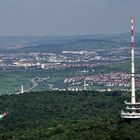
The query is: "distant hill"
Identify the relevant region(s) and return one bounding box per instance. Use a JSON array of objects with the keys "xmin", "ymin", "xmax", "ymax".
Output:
[
  {"xmin": 0, "ymin": 33, "xmax": 139, "ymax": 44},
  {"xmin": 15, "ymin": 39, "xmax": 127, "ymax": 53},
  {"xmin": 0, "ymin": 33, "xmax": 140, "ymax": 52}
]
